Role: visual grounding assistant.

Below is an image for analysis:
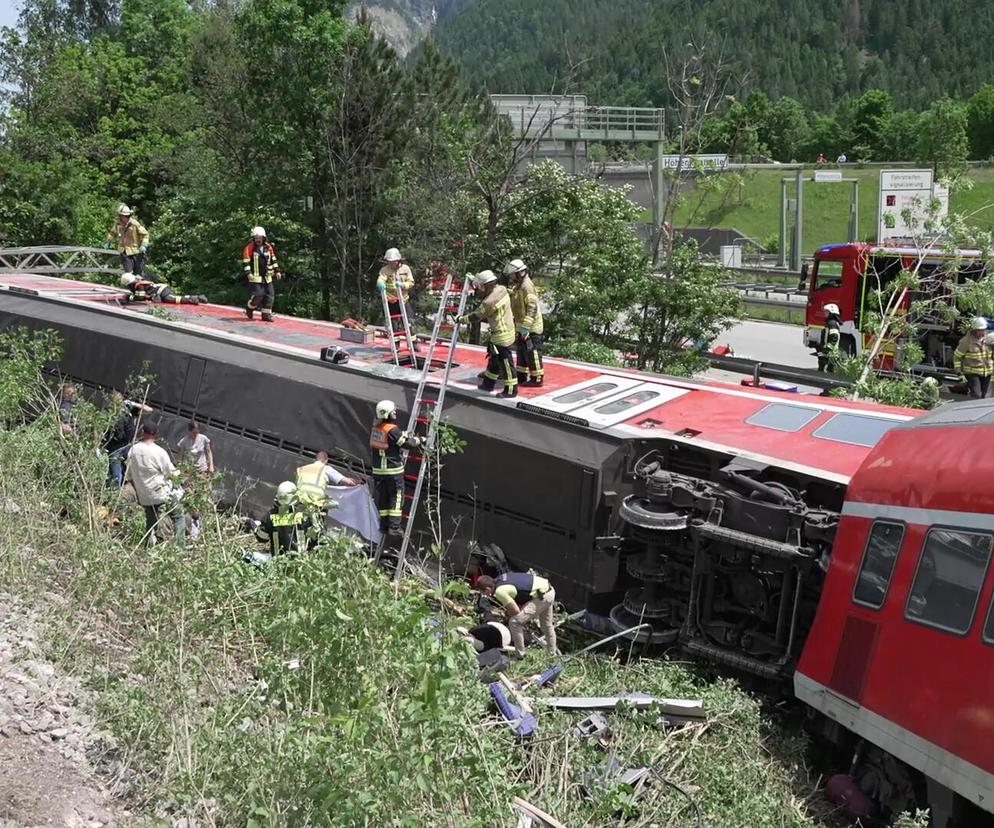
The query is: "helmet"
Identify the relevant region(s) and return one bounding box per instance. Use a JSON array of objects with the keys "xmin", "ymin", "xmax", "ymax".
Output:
[
  {"xmin": 276, "ymin": 481, "xmax": 297, "ymax": 502},
  {"xmin": 382, "ymin": 248, "xmax": 402, "ymax": 263},
  {"xmin": 376, "ymin": 399, "xmax": 397, "ymax": 420},
  {"xmin": 251, "ymin": 226, "xmax": 266, "ymax": 238},
  {"xmin": 473, "ymin": 269, "xmax": 497, "ymax": 288},
  {"xmin": 323, "ymin": 345, "xmax": 350, "ymax": 364},
  {"xmin": 503, "ymin": 258, "xmax": 527, "ymax": 276},
  {"xmin": 972, "ymin": 316, "xmax": 989, "ymax": 331},
  {"xmin": 120, "ymin": 273, "xmax": 137, "ymax": 287},
  {"xmin": 823, "ymin": 303, "xmax": 840, "ymax": 315},
  {"xmin": 117, "ymin": 203, "xmax": 132, "ymax": 216}
]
